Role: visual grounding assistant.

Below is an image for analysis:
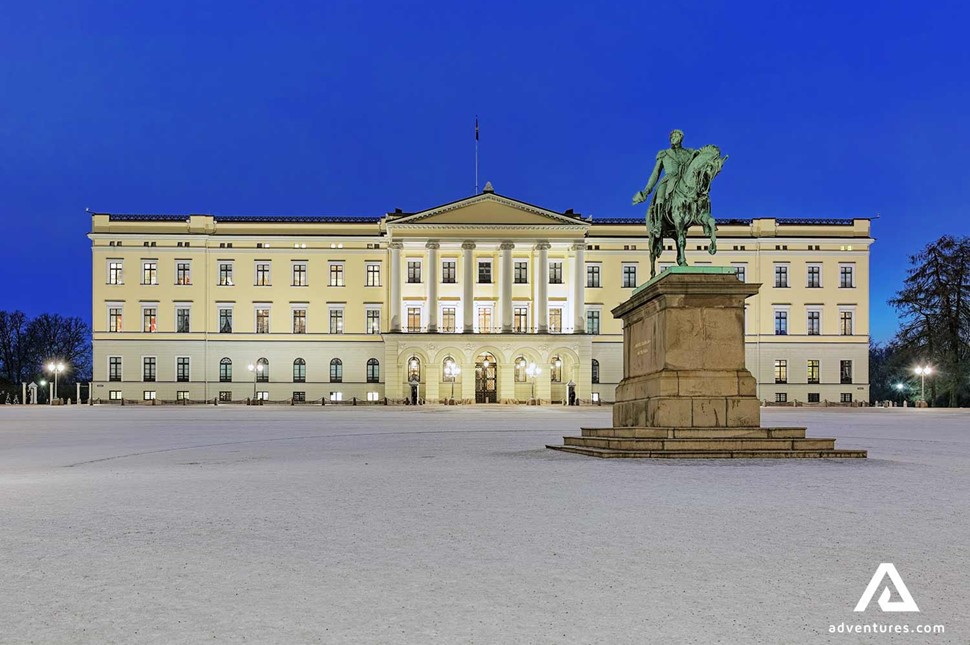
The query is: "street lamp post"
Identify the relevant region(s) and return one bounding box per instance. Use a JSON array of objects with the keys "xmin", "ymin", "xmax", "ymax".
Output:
[
  {"xmin": 39, "ymin": 379, "xmax": 47, "ymax": 404},
  {"xmin": 526, "ymin": 362, "xmax": 541, "ymax": 404},
  {"xmin": 445, "ymin": 361, "xmax": 460, "ymax": 403},
  {"xmin": 894, "ymin": 383, "xmax": 905, "ymax": 406},
  {"xmin": 46, "ymin": 362, "xmax": 65, "ymax": 405},
  {"xmin": 247, "ymin": 362, "xmax": 264, "ymax": 403},
  {"xmin": 913, "ymin": 365, "xmax": 932, "ymax": 404}
]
